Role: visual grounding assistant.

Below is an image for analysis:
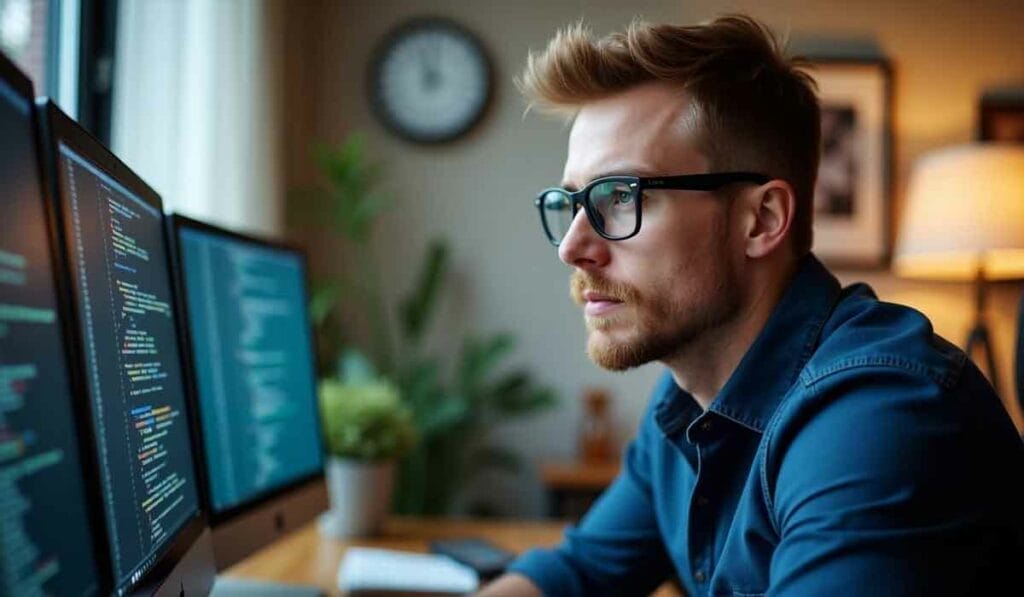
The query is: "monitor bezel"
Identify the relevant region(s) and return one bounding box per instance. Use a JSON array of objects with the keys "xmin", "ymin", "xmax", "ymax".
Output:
[
  {"xmin": 36, "ymin": 99, "xmax": 210, "ymax": 596},
  {"xmin": 0, "ymin": 48, "xmax": 32, "ymax": 98},
  {"xmin": 2, "ymin": 52, "xmax": 113, "ymax": 595},
  {"xmin": 168, "ymin": 213, "xmax": 328, "ymax": 528}
]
